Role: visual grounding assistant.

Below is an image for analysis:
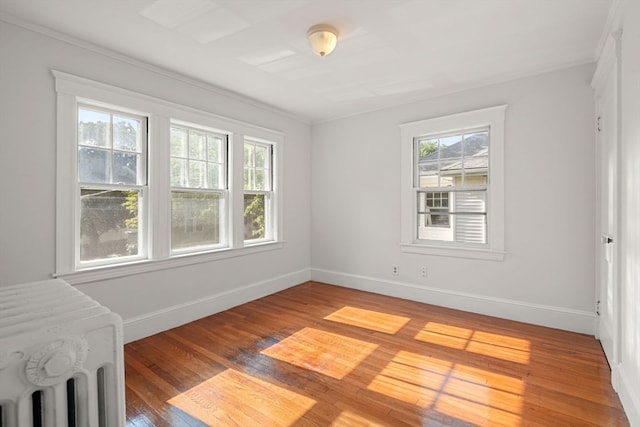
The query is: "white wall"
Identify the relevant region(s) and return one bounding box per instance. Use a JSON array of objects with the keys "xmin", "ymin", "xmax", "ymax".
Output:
[
  {"xmin": 311, "ymin": 64, "xmax": 597, "ymax": 334},
  {"xmin": 617, "ymin": 1, "xmax": 640, "ymax": 424},
  {"xmin": 0, "ymin": 21, "xmax": 312, "ymax": 342}
]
